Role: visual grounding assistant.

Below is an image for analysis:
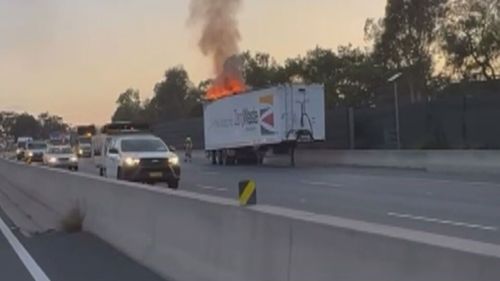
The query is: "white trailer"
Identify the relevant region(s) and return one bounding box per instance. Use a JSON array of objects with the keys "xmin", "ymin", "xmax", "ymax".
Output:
[{"xmin": 203, "ymin": 84, "xmax": 325, "ymax": 165}]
